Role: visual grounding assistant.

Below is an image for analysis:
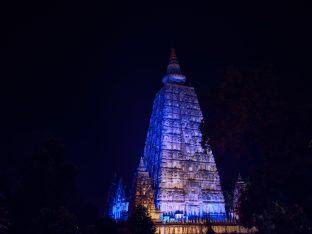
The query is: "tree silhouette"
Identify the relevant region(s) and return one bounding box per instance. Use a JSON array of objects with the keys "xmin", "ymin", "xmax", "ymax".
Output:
[
  {"xmin": 128, "ymin": 205, "xmax": 155, "ymax": 234},
  {"xmin": 33, "ymin": 207, "xmax": 78, "ymax": 234},
  {"xmin": 205, "ymin": 222, "xmax": 215, "ymax": 234},
  {"xmin": 204, "ymin": 65, "xmax": 312, "ymax": 233},
  {"xmin": 10, "ymin": 140, "xmax": 79, "ymax": 234},
  {"xmin": 0, "ymin": 193, "xmax": 9, "ymax": 234},
  {"xmin": 93, "ymin": 217, "xmax": 119, "ymax": 234}
]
